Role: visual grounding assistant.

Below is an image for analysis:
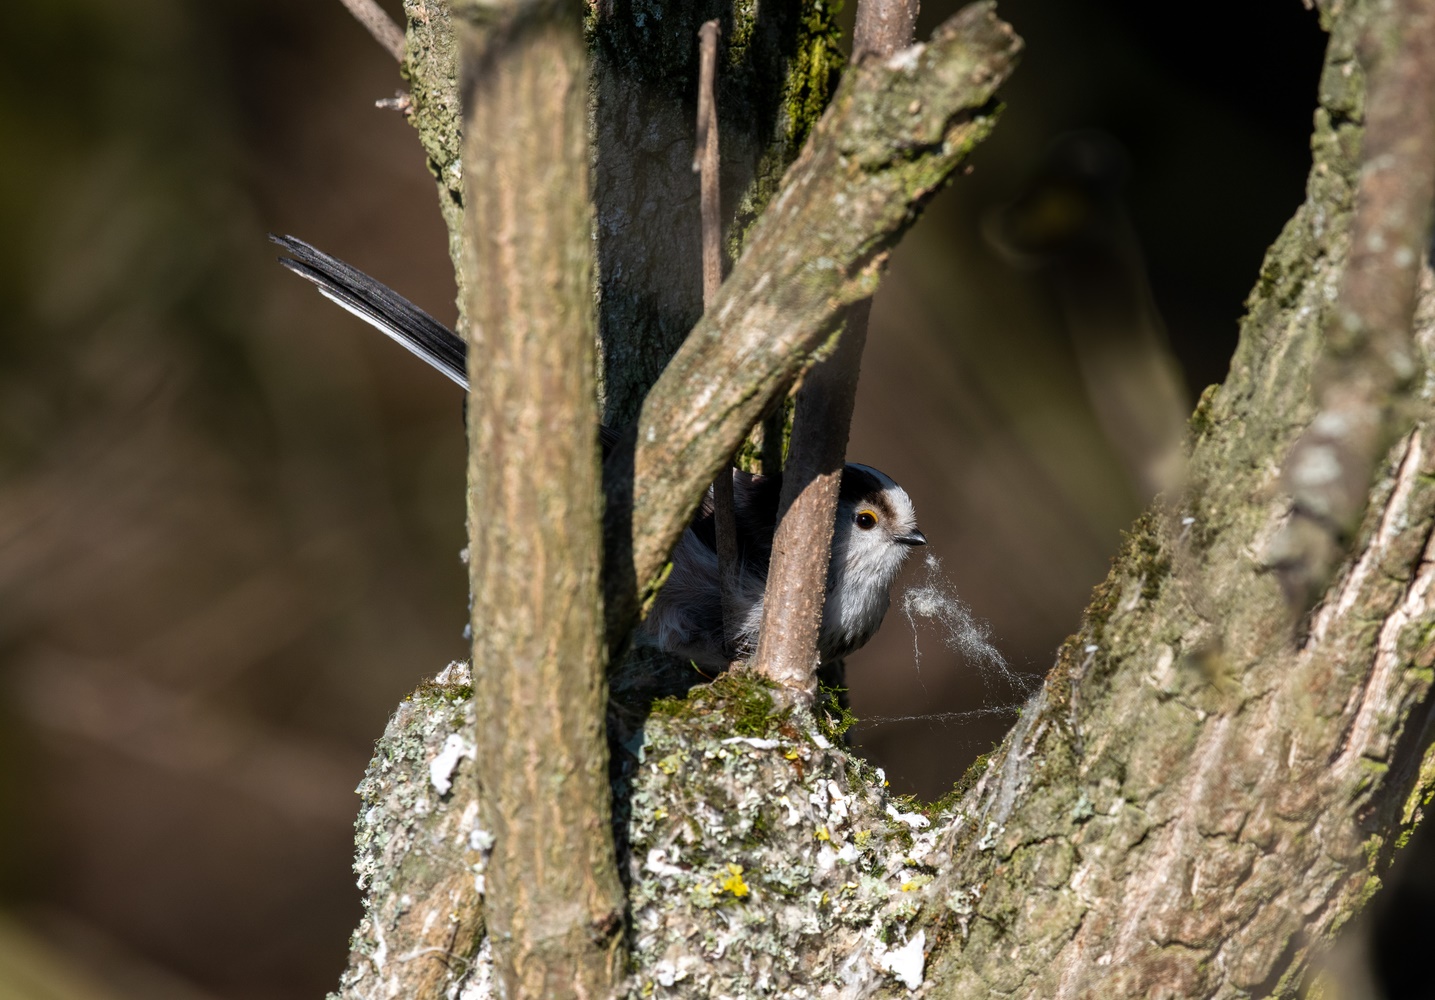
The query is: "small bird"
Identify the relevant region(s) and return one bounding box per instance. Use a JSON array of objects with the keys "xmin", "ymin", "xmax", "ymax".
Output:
[{"xmin": 271, "ymin": 235, "xmax": 926, "ymax": 669}]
